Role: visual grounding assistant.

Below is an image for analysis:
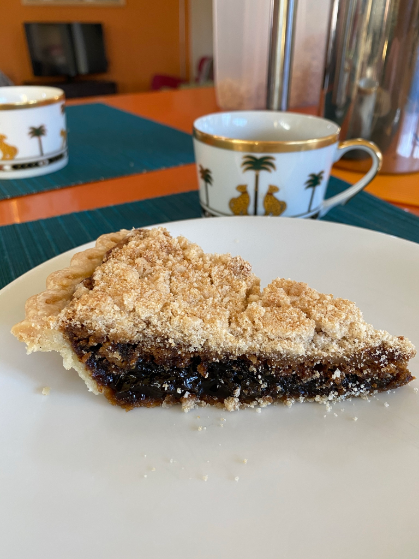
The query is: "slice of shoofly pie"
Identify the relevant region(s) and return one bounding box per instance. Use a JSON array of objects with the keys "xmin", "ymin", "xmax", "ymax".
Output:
[{"xmin": 12, "ymin": 227, "xmax": 416, "ymax": 411}]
